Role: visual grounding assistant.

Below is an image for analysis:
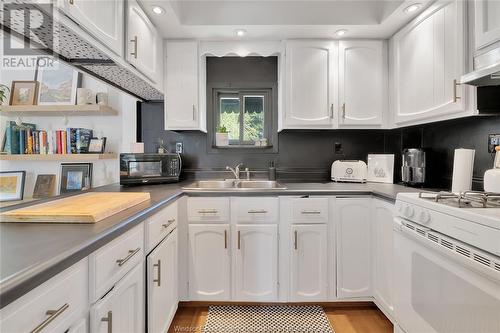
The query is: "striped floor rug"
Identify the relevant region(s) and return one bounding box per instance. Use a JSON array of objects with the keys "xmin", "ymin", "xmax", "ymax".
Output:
[{"xmin": 202, "ymin": 305, "xmax": 334, "ymax": 333}]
